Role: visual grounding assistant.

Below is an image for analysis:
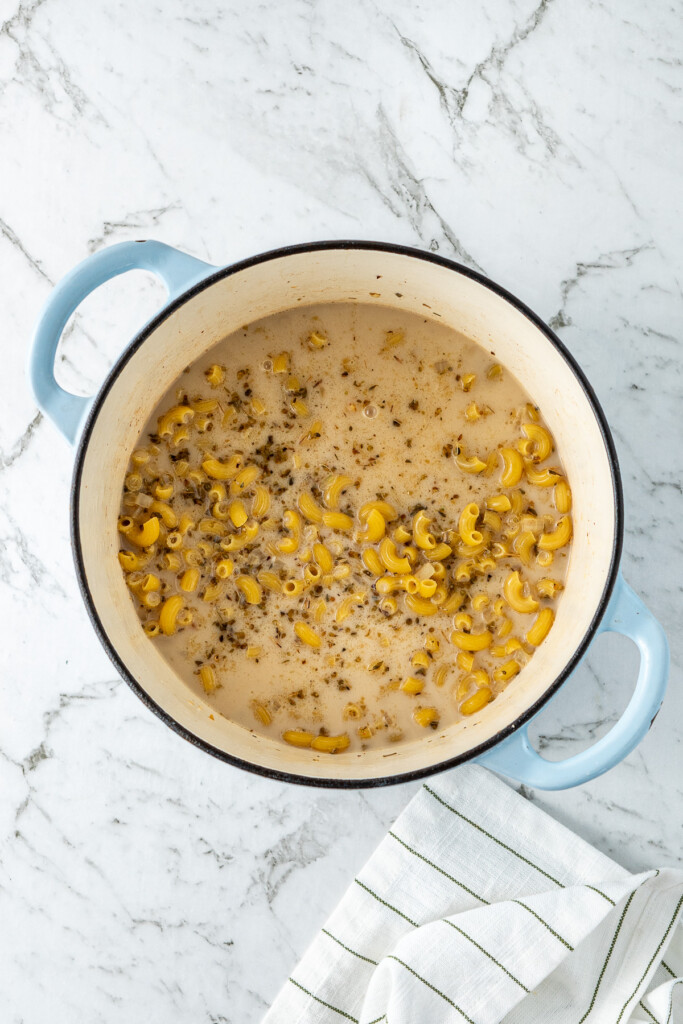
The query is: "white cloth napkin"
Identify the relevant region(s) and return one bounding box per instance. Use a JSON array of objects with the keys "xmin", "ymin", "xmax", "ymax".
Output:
[{"xmin": 263, "ymin": 766, "xmax": 683, "ymax": 1024}]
